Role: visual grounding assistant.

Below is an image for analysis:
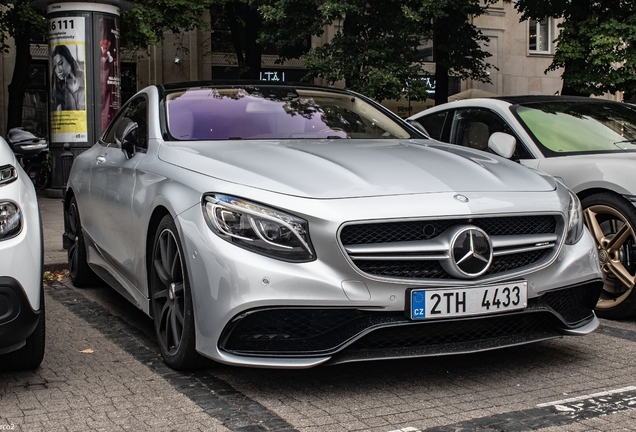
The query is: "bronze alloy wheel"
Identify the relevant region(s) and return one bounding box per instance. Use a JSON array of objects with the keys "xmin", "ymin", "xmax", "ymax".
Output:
[{"xmin": 582, "ymin": 193, "xmax": 636, "ymax": 319}]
